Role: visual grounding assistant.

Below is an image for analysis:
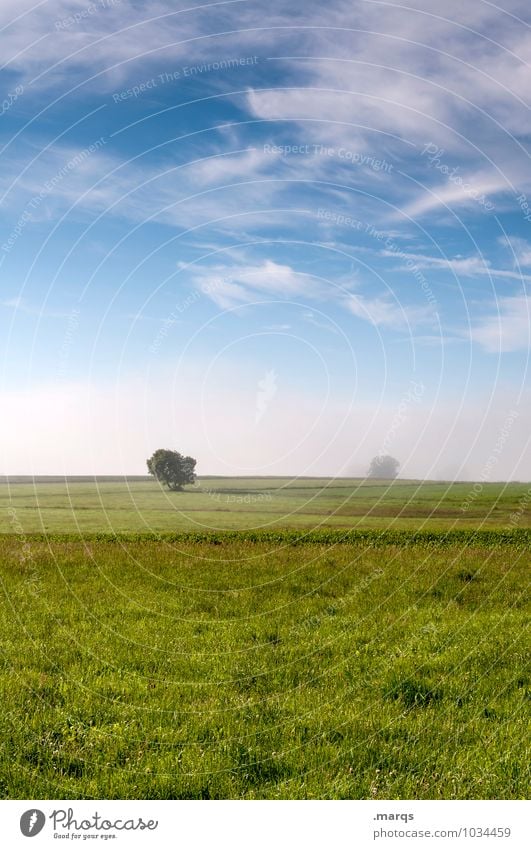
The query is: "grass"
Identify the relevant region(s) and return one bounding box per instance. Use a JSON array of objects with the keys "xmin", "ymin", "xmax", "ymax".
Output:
[
  {"xmin": 0, "ymin": 531, "xmax": 529, "ymax": 799},
  {"xmin": 0, "ymin": 479, "xmax": 528, "ymax": 798},
  {"xmin": 1, "ymin": 476, "xmax": 530, "ymax": 533}
]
